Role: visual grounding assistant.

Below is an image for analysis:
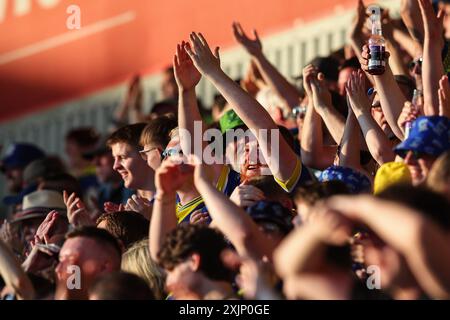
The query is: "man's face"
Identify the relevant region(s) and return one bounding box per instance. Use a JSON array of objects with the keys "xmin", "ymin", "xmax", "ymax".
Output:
[
  {"xmin": 111, "ymin": 142, "xmax": 154, "ymax": 190},
  {"xmin": 55, "ymin": 237, "xmax": 113, "ymax": 290},
  {"xmin": 165, "ymin": 259, "xmax": 199, "ymax": 299},
  {"xmin": 94, "ymin": 153, "xmax": 119, "ymax": 184},
  {"xmin": 237, "ymin": 133, "xmax": 271, "ymax": 180},
  {"xmin": 4, "ymin": 167, "xmax": 24, "ymax": 193},
  {"xmin": 65, "ymin": 139, "xmax": 84, "ymax": 169},
  {"xmin": 404, "ymin": 151, "xmax": 437, "ymax": 185}
]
